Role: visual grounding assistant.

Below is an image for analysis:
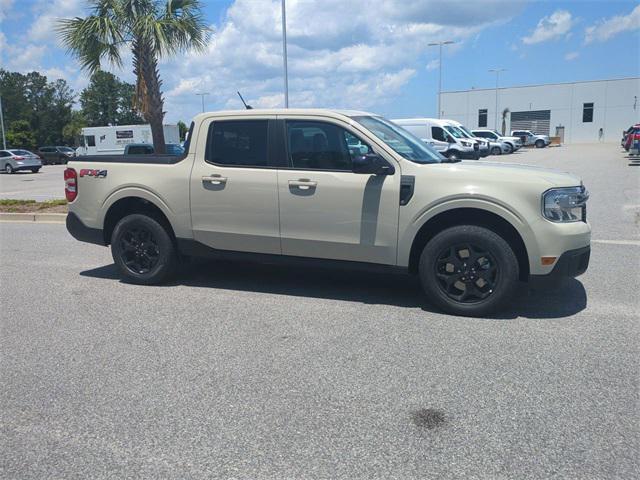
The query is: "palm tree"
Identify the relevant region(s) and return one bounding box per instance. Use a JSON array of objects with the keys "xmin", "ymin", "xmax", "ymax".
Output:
[
  {"xmin": 58, "ymin": 0, "xmax": 209, "ymax": 154},
  {"xmin": 501, "ymin": 108, "xmax": 510, "ymax": 136}
]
